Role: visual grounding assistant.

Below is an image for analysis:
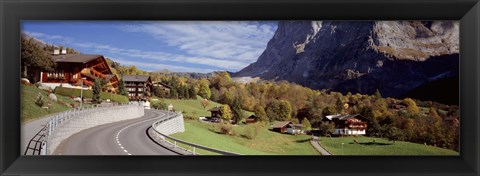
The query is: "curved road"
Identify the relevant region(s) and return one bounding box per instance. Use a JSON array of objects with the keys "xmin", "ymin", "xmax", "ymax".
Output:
[{"xmin": 53, "ymin": 109, "xmax": 178, "ymax": 155}]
